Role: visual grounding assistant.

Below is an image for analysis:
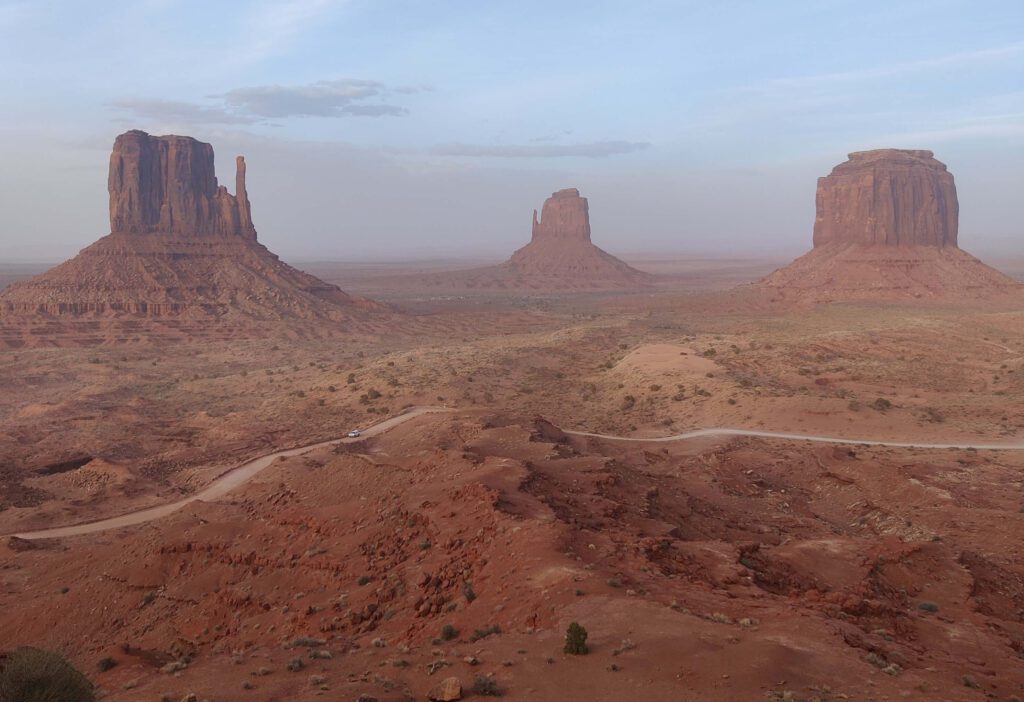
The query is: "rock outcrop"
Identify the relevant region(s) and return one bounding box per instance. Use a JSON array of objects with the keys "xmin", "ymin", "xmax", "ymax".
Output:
[
  {"xmin": 417, "ymin": 188, "xmax": 652, "ymax": 290},
  {"xmin": 812, "ymin": 149, "xmax": 958, "ymax": 248},
  {"xmin": 759, "ymin": 148, "xmax": 1019, "ymax": 303},
  {"xmin": 528, "ymin": 188, "xmax": 591, "ymax": 243},
  {"xmin": 108, "ymin": 130, "xmax": 256, "ymax": 239},
  {"xmin": 0, "ymin": 130, "xmax": 382, "ymax": 344}
]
